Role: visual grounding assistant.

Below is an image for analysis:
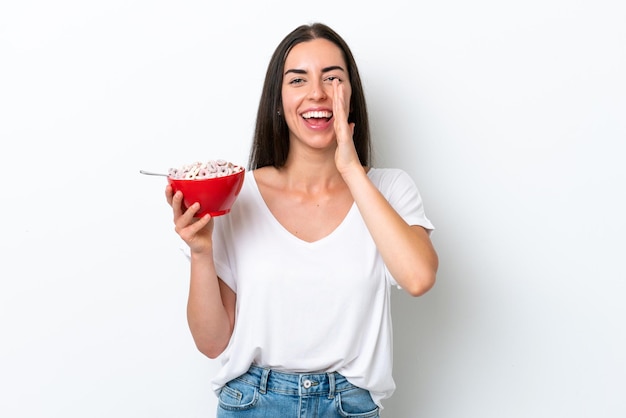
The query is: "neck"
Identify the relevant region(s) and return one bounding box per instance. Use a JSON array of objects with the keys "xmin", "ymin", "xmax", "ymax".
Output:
[{"xmin": 280, "ymin": 153, "xmax": 344, "ymax": 193}]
